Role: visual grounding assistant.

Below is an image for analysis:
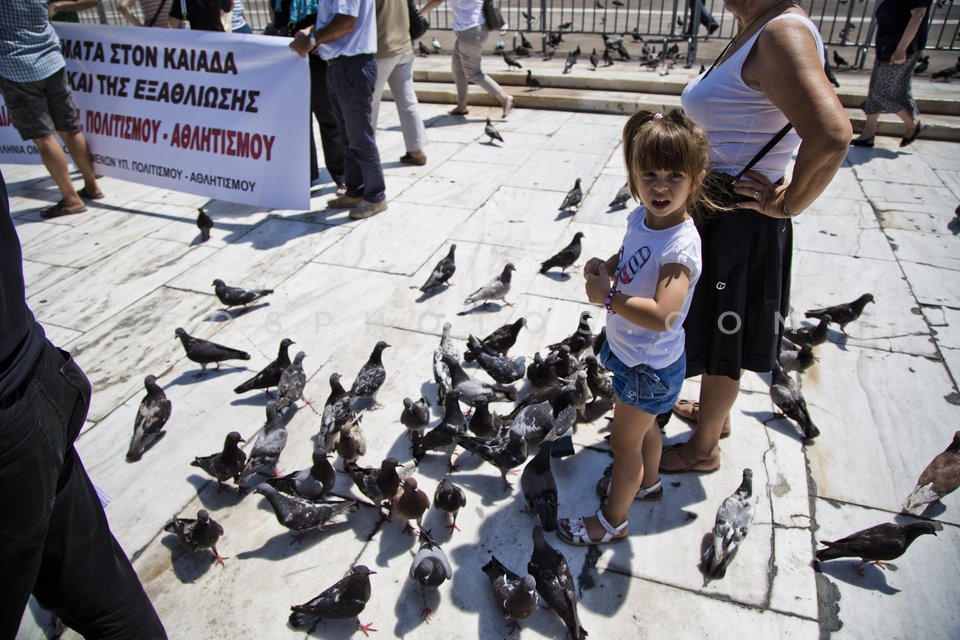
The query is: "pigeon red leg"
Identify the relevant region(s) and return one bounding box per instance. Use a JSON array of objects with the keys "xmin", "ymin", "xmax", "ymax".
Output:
[
  {"xmin": 357, "ymin": 620, "xmax": 378, "ymax": 636},
  {"xmin": 211, "ymin": 547, "xmax": 228, "ymax": 566}
]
